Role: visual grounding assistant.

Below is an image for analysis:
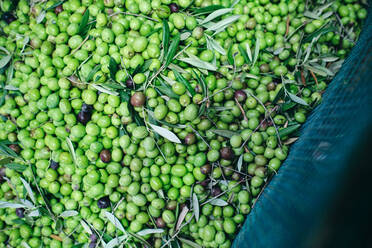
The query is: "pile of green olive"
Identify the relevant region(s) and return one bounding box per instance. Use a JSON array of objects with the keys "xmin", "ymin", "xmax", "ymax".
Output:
[{"xmin": 0, "ymin": 0, "xmax": 367, "ymax": 247}]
